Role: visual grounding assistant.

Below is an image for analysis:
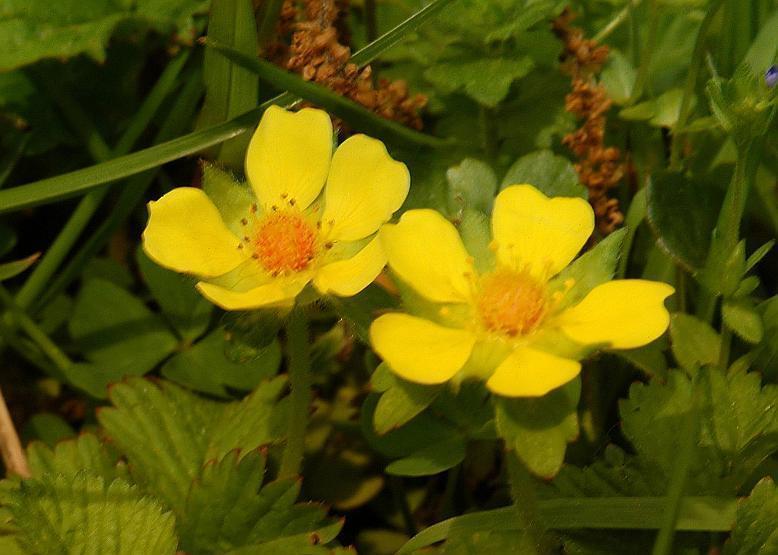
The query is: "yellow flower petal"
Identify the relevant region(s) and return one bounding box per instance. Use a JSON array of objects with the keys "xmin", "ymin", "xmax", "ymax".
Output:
[
  {"xmin": 195, "ymin": 277, "xmax": 309, "ymax": 311},
  {"xmin": 486, "ymin": 346, "xmax": 581, "ymax": 397},
  {"xmin": 557, "ymin": 279, "xmax": 674, "ymax": 349},
  {"xmin": 380, "ymin": 210, "xmax": 472, "ymax": 303},
  {"xmin": 321, "ymin": 135, "xmax": 410, "ymax": 241},
  {"xmin": 143, "ymin": 187, "xmax": 247, "ymax": 278},
  {"xmin": 313, "ymin": 236, "xmax": 386, "ymax": 296},
  {"xmin": 370, "ymin": 313, "xmax": 476, "ymax": 385},
  {"xmin": 245, "ymin": 106, "xmax": 333, "ymax": 211},
  {"xmin": 492, "ymin": 184, "xmax": 593, "ymax": 279}
]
